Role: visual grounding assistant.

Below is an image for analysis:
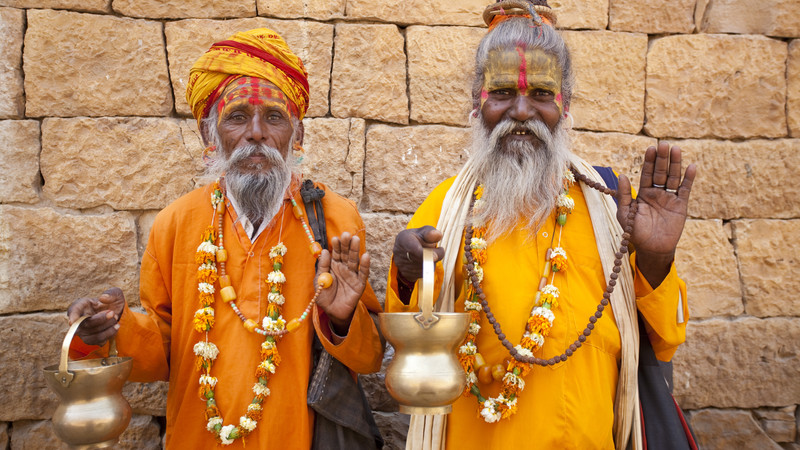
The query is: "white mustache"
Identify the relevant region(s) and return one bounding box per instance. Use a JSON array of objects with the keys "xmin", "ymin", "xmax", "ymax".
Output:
[{"xmin": 227, "ymin": 143, "xmax": 284, "ymax": 167}]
